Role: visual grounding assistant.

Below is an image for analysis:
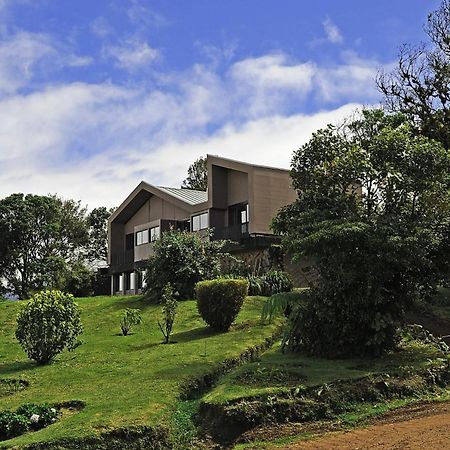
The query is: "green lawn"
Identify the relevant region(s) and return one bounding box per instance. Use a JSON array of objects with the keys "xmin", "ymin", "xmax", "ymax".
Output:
[
  {"xmin": 204, "ymin": 339, "xmax": 449, "ymax": 405},
  {"xmin": 0, "ymin": 295, "xmax": 278, "ymax": 448}
]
